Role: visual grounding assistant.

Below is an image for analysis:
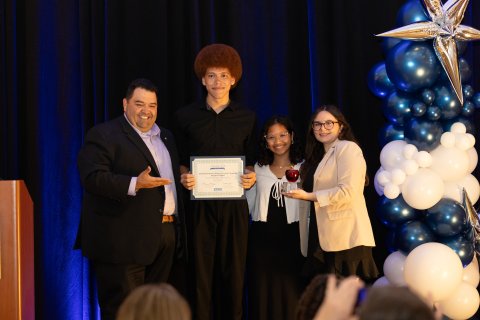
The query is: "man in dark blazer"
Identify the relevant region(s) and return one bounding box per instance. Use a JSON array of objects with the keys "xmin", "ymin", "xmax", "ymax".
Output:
[{"xmin": 76, "ymin": 78, "xmax": 186, "ymax": 320}]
